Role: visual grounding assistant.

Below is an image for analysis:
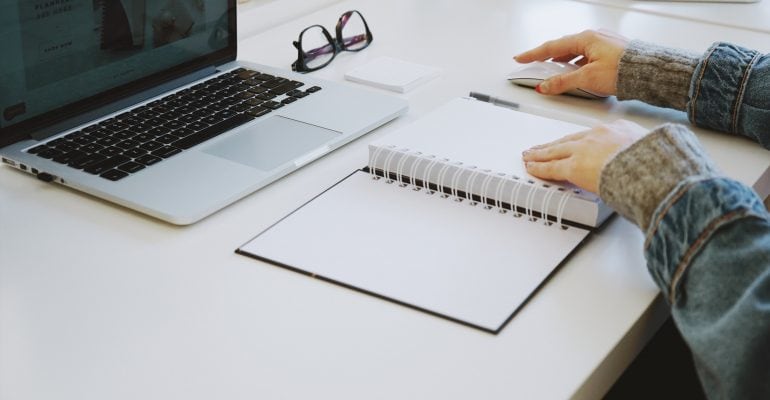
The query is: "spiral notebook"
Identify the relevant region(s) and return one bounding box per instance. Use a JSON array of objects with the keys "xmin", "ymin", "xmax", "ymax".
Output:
[{"xmin": 237, "ymin": 97, "xmax": 612, "ymax": 333}]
